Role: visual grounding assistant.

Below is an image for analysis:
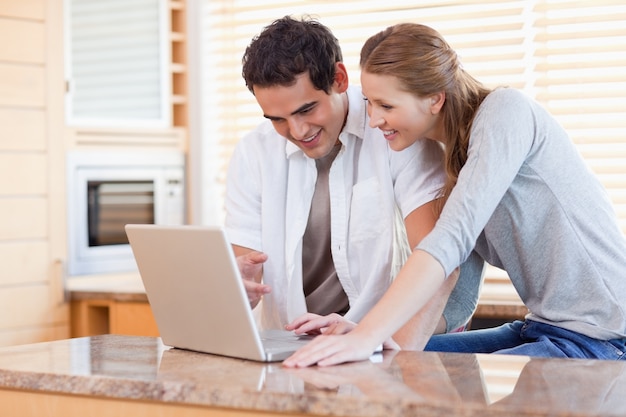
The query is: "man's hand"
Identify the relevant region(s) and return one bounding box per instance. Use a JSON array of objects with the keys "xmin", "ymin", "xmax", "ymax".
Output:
[
  {"xmin": 235, "ymin": 250, "xmax": 271, "ymax": 308},
  {"xmin": 285, "ymin": 313, "xmax": 352, "ymax": 336},
  {"xmin": 286, "ymin": 313, "xmax": 400, "ymax": 350}
]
